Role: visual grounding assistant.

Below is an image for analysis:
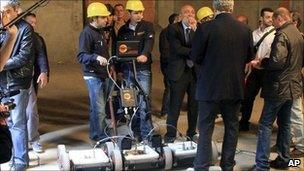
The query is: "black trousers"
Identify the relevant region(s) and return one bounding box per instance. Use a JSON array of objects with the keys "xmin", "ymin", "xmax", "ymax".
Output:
[
  {"xmin": 160, "ymin": 71, "xmax": 170, "ymax": 115},
  {"xmin": 194, "ymin": 100, "xmax": 241, "ymax": 171},
  {"xmin": 0, "ymin": 125, "xmax": 12, "ymax": 164},
  {"xmin": 240, "ymin": 69, "xmax": 264, "ymax": 124},
  {"xmin": 165, "ymin": 68, "xmax": 198, "ymax": 138}
]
